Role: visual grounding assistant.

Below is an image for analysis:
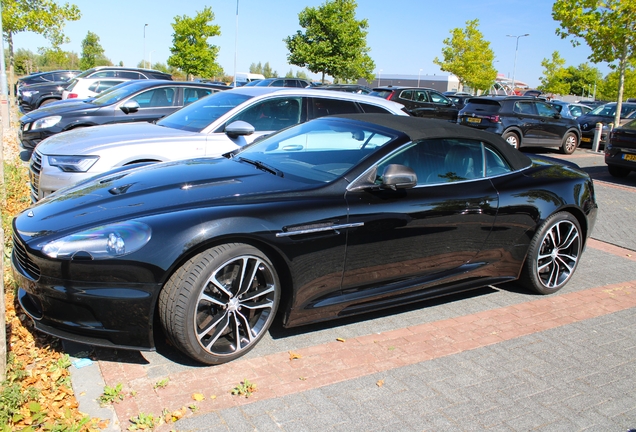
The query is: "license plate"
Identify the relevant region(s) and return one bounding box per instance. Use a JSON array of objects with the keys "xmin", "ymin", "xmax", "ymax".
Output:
[
  {"xmin": 466, "ymin": 117, "xmax": 481, "ymax": 124},
  {"xmin": 581, "ymin": 137, "xmax": 591, "ymax": 143},
  {"xmin": 623, "ymin": 153, "xmax": 636, "ymax": 162}
]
